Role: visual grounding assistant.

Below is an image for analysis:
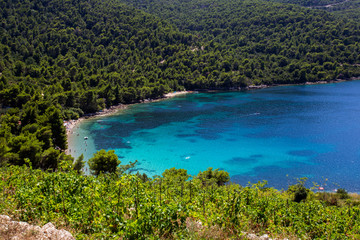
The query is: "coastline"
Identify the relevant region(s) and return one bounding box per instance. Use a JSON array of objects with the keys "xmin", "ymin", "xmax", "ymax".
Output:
[
  {"xmin": 64, "ymin": 91, "xmax": 191, "ymax": 154},
  {"xmin": 64, "ymin": 80, "xmax": 360, "ymax": 192},
  {"xmin": 246, "ymin": 78, "xmax": 356, "ymax": 90},
  {"xmin": 65, "ymin": 78, "xmax": 360, "ymax": 154}
]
